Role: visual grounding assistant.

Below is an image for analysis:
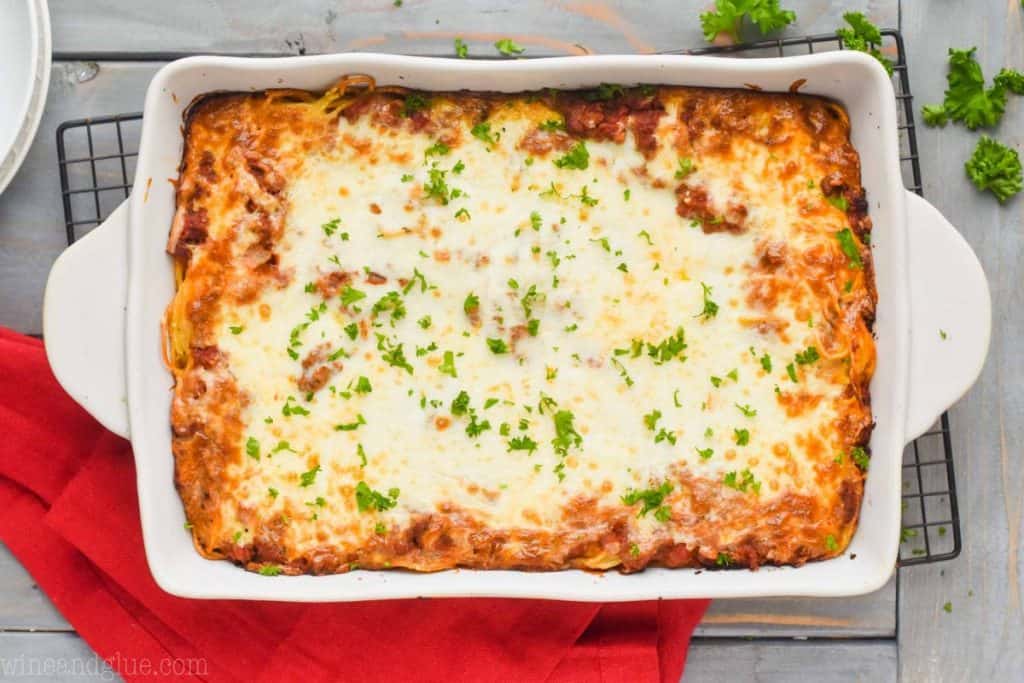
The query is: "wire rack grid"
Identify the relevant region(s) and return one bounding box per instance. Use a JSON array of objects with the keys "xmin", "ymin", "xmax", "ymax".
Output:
[{"xmin": 54, "ymin": 29, "xmax": 959, "ymax": 566}]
